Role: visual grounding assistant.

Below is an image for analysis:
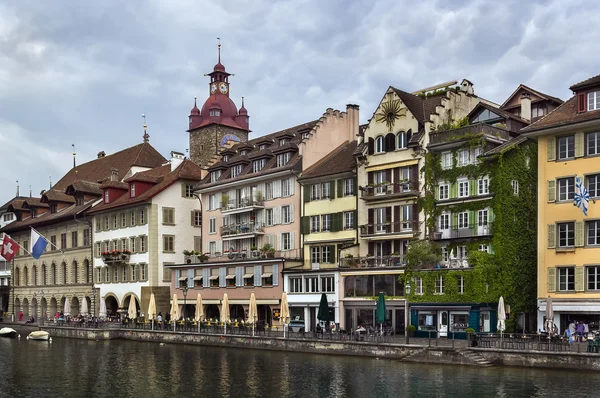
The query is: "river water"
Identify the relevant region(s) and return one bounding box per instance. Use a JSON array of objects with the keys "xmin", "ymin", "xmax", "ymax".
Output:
[{"xmin": 0, "ymin": 336, "xmax": 599, "ymax": 398}]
